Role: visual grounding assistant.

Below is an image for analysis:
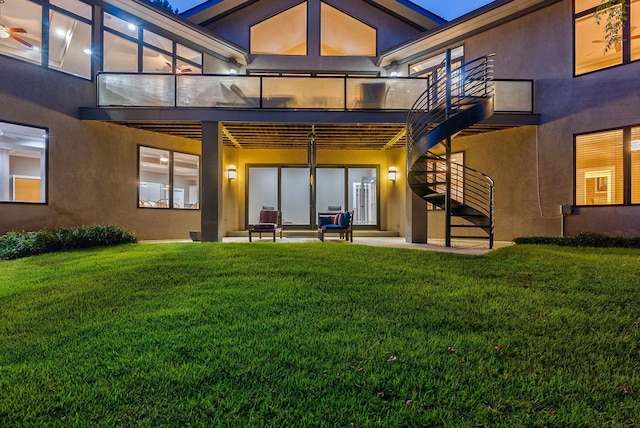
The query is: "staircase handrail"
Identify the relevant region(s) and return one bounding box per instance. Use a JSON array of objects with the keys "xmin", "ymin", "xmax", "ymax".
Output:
[
  {"xmin": 405, "ymin": 53, "xmax": 496, "ymax": 248},
  {"xmin": 407, "ymin": 54, "xmax": 495, "ymax": 156}
]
